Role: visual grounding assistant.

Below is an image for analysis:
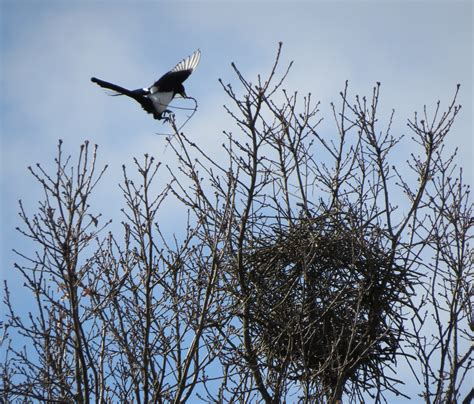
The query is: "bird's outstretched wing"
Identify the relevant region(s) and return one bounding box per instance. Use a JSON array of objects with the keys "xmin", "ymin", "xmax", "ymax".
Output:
[
  {"xmin": 153, "ymin": 49, "xmax": 201, "ymax": 91},
  {"xmin": 170, "ymin": 49, "xmax": 201, "ymax": 74}
]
